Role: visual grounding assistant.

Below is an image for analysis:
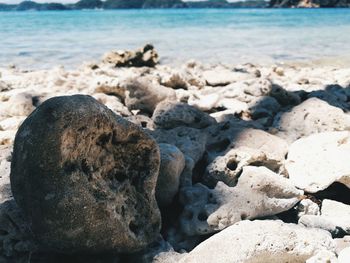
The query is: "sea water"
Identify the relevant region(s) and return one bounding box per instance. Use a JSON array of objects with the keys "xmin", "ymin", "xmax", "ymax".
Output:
[{"xmin": 1, "ymin": 8, "xmax": 350, "ymax": 69}]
